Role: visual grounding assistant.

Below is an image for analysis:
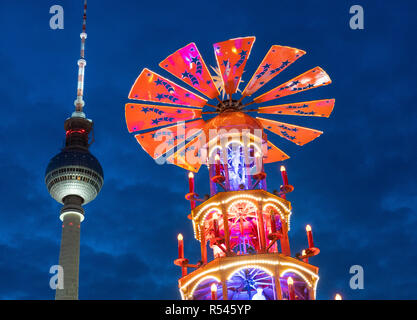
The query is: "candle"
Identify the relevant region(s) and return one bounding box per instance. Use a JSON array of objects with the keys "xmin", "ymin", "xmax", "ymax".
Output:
[
  {"xmin": 177, "ymin": 233, "xmax": 184, "ymax": 259},
  {"xmin": 211, "ymin": 283, "xmax": 217, "ymax": 300},
  {"xmin": 280, "ymin": 165, "xmax": 289, "ymax": 185},
  {"xmin": 287, "ymin": 277, "xmax": 295, "ymax": 300},
  {"xmin": 306, "ymin": 225, "xmax": 314, "ymax": 248},
  {"xmin": 213, "ymin": 213, "xmax": 219, "ymax": 237},
  {"xmin": 335, "ymin": 293, "xmax": 342, "ymax": 300},
  {"xmin": 188, "ymin": 172, "xmax": 194, "ymax": 193},
  {"xmin": 215, "ymin": 154, "xmax": 221, "ymax": 176}
]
